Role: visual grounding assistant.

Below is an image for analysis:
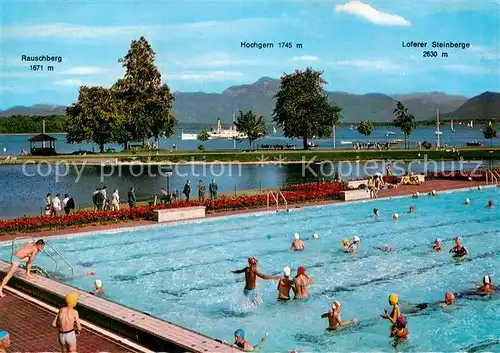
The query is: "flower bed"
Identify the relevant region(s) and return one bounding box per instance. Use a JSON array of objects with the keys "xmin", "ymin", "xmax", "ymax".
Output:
[
  {"xmin": 425, "ymin": 170, "xmax": 489, "ymax": 181},
  {"xmin": 0, "ymin": 183, "xmax": 341, "ymax": 234}
]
